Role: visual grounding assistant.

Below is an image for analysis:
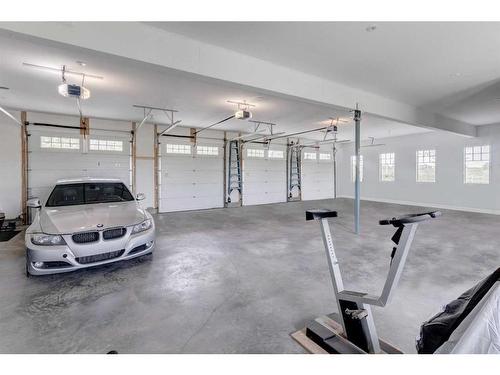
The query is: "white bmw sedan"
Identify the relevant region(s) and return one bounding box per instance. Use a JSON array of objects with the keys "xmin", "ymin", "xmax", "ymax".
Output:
[{"xmin": 25, "ymin": 178, "xmax": 155, "ymax": 276}]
